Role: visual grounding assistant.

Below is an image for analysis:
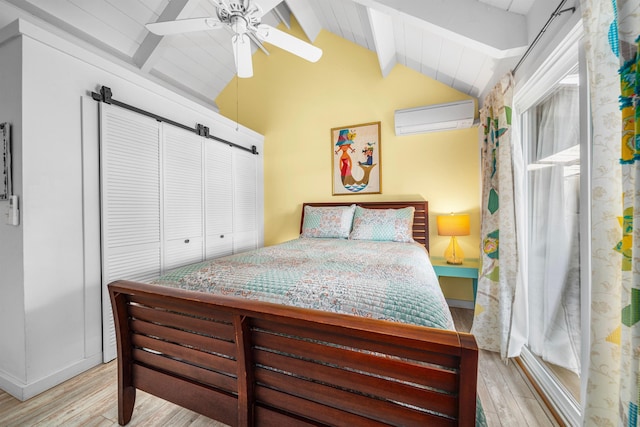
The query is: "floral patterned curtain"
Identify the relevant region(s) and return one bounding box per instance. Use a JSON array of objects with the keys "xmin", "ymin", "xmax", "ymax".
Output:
[
  {"xmin": 582, "ymin": 0, "xmax": 639, "ymax": 424},
  {"xmin": 471, "ymin": 73, "xmax": 527, "ymax": 359}
]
